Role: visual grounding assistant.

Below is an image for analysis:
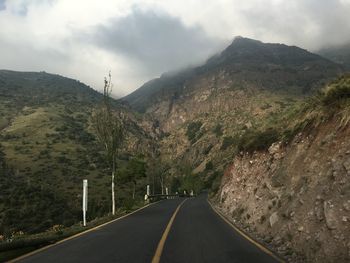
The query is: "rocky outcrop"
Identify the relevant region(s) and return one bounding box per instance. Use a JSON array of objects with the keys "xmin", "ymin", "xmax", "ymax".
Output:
[{"xmin": 216, "ymin": 119, "xmax": 350, "ymax": 262}]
